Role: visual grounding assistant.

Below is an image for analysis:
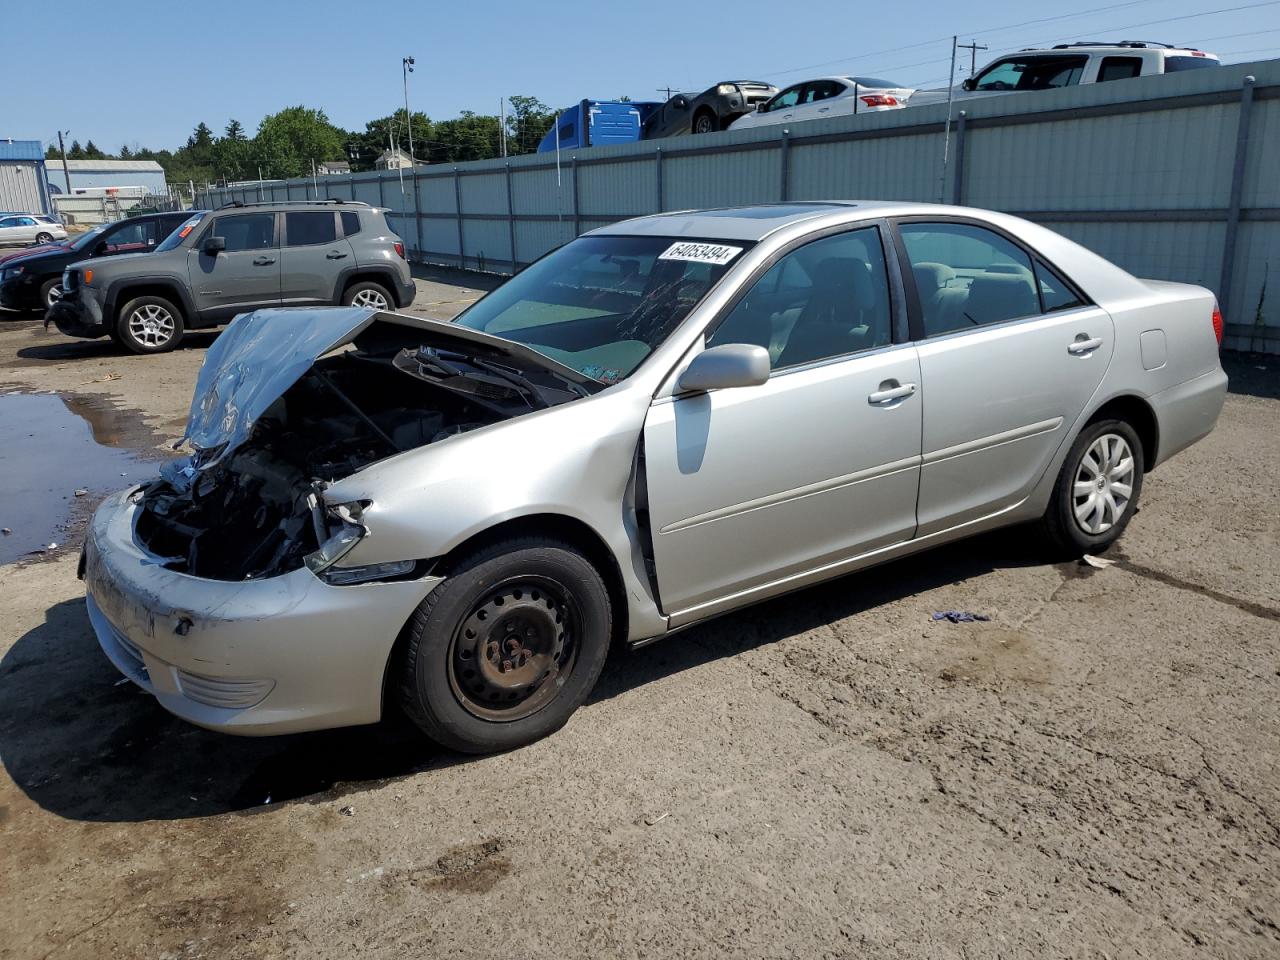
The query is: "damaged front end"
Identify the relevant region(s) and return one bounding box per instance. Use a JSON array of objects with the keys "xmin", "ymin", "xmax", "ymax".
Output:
[{"xmin": 133, "ymin": 307, "xmax": 598, "ymax": 582}]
